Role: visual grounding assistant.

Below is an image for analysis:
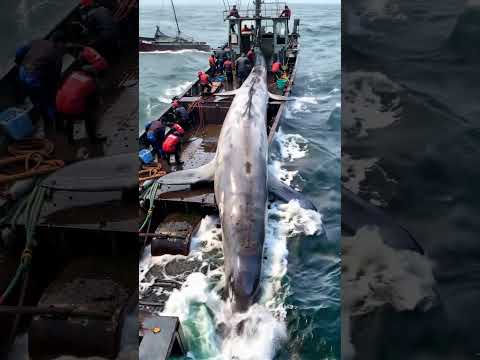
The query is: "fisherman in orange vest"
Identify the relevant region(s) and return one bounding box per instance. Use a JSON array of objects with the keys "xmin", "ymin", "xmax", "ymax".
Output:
[
  {"xmin": 208, "ymin": 53, "xmax": 217, "ymax": 75},
  {"xmin": 223, "ymin": 57, "xmax": 234, "ymax": 83},
  {"xmin": 198, "ymin": 71, "xmax": 212, "ymax": 95},
  {"xmin": 162, "ymin": 123, "xmax": 185, "ymax": 166},
  {"xmin": 56, "ymin": 46, "xmax": 109, "ymax": 143},
  {"xmin": 271, "ymin": 57, "xmax": 282, "ymax": 80}
]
